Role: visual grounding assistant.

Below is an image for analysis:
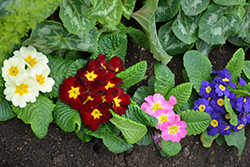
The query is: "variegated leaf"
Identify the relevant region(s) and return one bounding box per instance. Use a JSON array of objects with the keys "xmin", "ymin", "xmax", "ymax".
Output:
[
  {"xmin": 155, "ymin": 0, "xmax": 181, "ymax": 22},
  {"xmin": 181, "ymin": 0, "xmax": 210, "ymax": 16}
]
